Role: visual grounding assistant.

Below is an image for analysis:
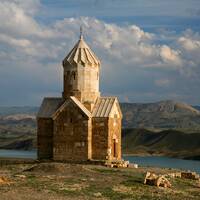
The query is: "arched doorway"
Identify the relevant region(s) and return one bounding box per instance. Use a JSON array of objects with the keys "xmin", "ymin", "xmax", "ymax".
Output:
[{"xmin": 112, "ymin": 139, "xmax": 117, "ymax": 158}]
